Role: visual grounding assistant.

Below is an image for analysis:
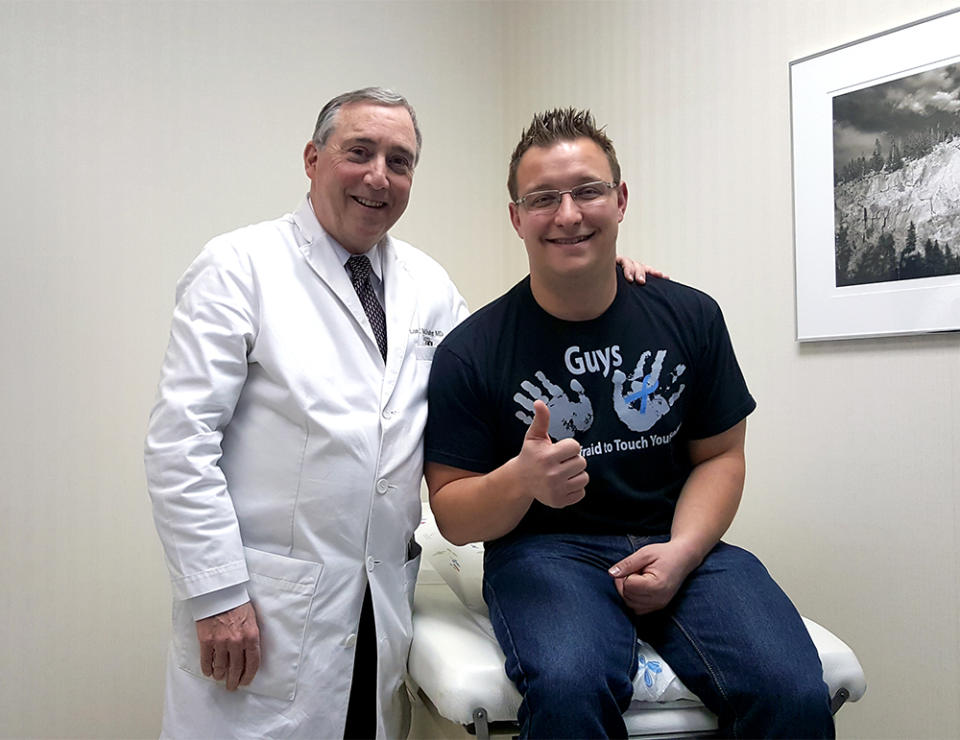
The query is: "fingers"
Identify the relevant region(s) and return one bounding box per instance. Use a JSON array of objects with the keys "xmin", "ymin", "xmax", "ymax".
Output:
[
  {"xmin": 557, "ymin": 456, "xmax": 588, "ymax": 489},
  {"xmin": 610, "ymin": 544, "xmax": 690, "ymax": 615},
  {"xmin": 551, "ymin": 435, "xmax": 581, "ymax": 459},
  {"xmin": 608, "ymin": 546, "xmax": 655, "ymax": 577},
  {"xmin": 617, "ymin": 258, "xmax": 671, "ymax": 284},
  {"xmin": 616, "ymin": 256, "xmax": 646, "ymax": 284},
  {"xmin": 200, "ymin": 641, "xmax": 214, "ymax": 677},
  {"xmin": 564, "ymin": 470, "xmax": 588, "ymax": 504},
  {"xmin": 549, "ymin": 438, "xmax": 586, "ymax": 480},
  {"xmin": 212, "ymin": 653, "xmax": 228, "ymax": 682},
  {"xmin": 619, "ymin": 572, "xmax": 666, "ymax": 615},
  {"xmin": 540, "ymin": 481, "xmax": 587, "ymax": 508},
  {"xmin": 226, "ymin": 641, "xmax": 244, "ymax": 691},
  {"xmin": 619, "ymin": 570, "xmax": 678, "ymax": 615},
  {"xmin": 206, "ymin": 634, "xmax": 230, "ymax": 682},
  {"xmin": 211, "ymin": 641, "xmax": 257, "ymax": 691},
  {"xmin": 544, "ymin": 440, "xmax": 585, "ymax": 474},
  {"xmin": 195, "ymin": 602, "xmax": 260, "ymax": 691},
  {"xmin": 240, "ymin": 638, "xmax": 261, "ymax": 687},
  {"xmin": 524, "ymin": 400, "xmax": 551, "ymax": 441},
  {"xmin": 537, "ymin": 447, "xmax": 588, "ymax": 508}
]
